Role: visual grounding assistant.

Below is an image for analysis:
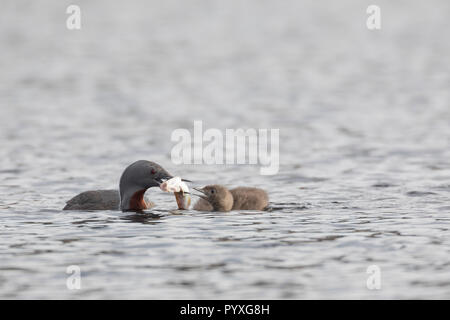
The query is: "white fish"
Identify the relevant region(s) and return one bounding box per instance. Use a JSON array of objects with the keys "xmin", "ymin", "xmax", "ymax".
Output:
[{"xmin": 160, "ymin": 177, "xmax": 191, "ymax": 210}]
